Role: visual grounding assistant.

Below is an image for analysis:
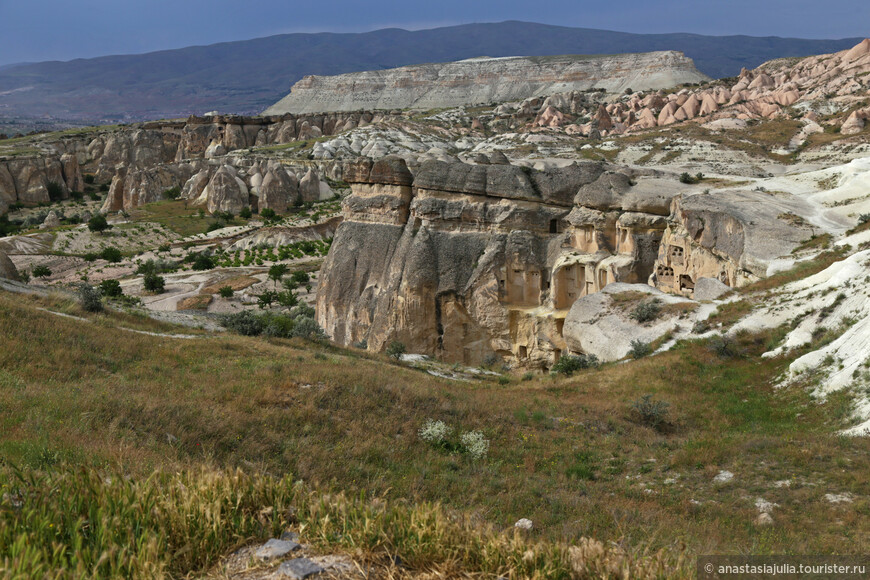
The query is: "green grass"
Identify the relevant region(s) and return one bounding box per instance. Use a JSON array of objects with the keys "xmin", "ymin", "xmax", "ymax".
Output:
[
  {"xmin": 0, "ymin": 287, "xmax": 868, "ymax": 566},
  {"xmin": 134, "ymin": 200, "xmax": 243, "ymax": 237}
]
